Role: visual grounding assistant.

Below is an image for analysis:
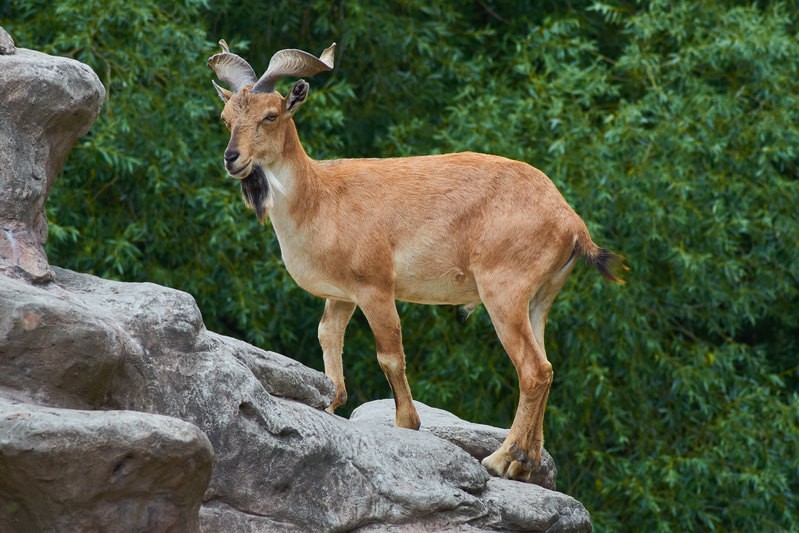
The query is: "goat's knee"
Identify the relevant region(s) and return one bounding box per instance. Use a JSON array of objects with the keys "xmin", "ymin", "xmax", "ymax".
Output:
[
  {"xmin": 519, "ymin": 360, "xmax": 553, "ymax": 393},
  {"xmin": 318, "ymin": 316, "xmax": 342, "ymax": 350},
  {"xmin": 376, "ymin": 351, "xmax": 404, "ymax": 375},
  {"xmin": 537, "ymin": 361, "xmax": 554, "ymax": 386}
]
